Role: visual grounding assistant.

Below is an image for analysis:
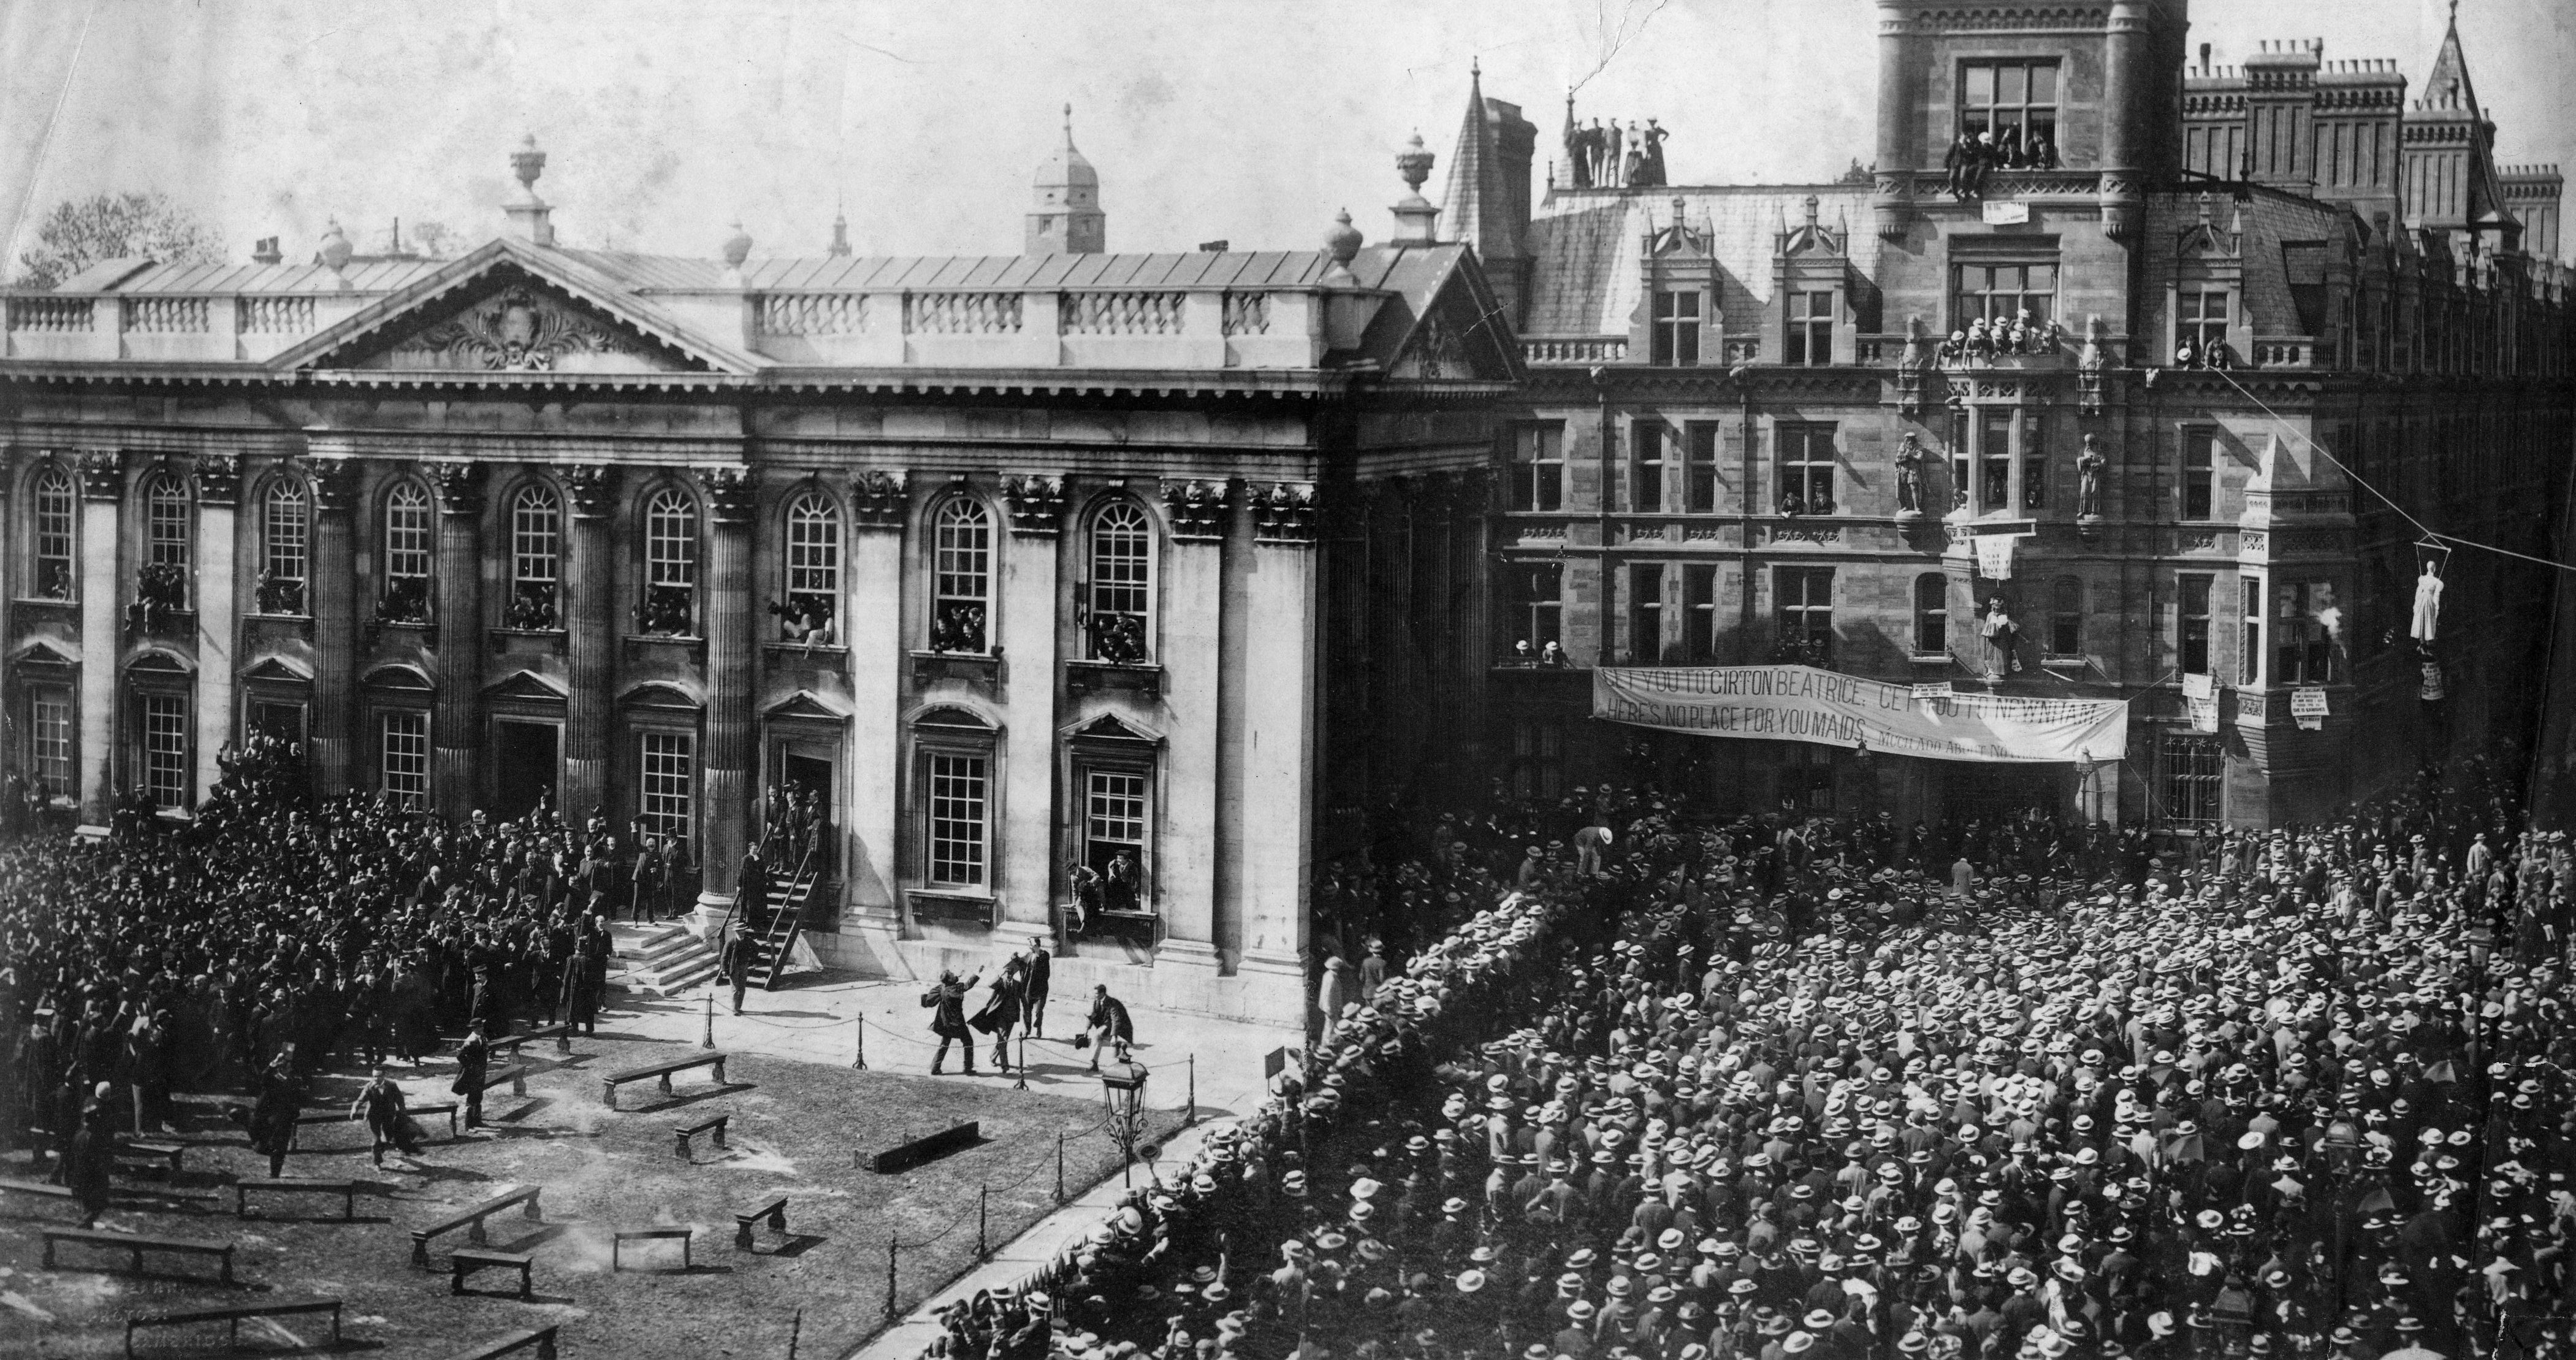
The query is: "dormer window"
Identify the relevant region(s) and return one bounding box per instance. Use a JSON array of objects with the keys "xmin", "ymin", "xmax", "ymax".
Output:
[
  {"xmin": 1652, "ymin": 290, "xmax": 1701, "ymax": 365},
  {"xmin": 1785, "ymin": 290, "xmax": 1834, "ymax": 366}
]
